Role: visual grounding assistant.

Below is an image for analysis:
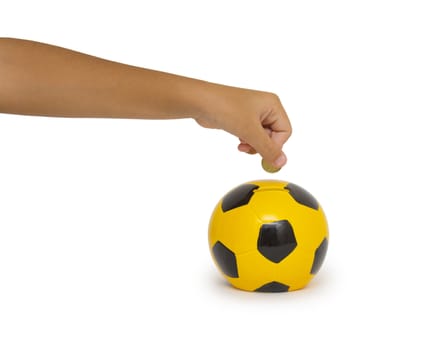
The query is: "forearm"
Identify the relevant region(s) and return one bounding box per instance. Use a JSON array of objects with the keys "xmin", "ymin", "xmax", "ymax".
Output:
[{"xmin": 0, "ymin": 38, "xmax": 210, "ymax": 119}]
